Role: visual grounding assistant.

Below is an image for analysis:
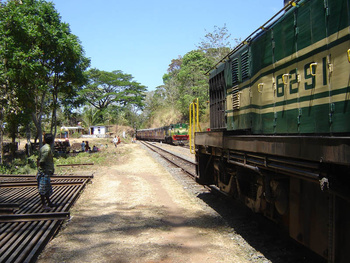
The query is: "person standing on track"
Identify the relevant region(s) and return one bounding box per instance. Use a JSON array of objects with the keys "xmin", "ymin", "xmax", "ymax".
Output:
[{"xmin": 36, "ymin": 133, "xmax": 55, "ymax": 210}]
